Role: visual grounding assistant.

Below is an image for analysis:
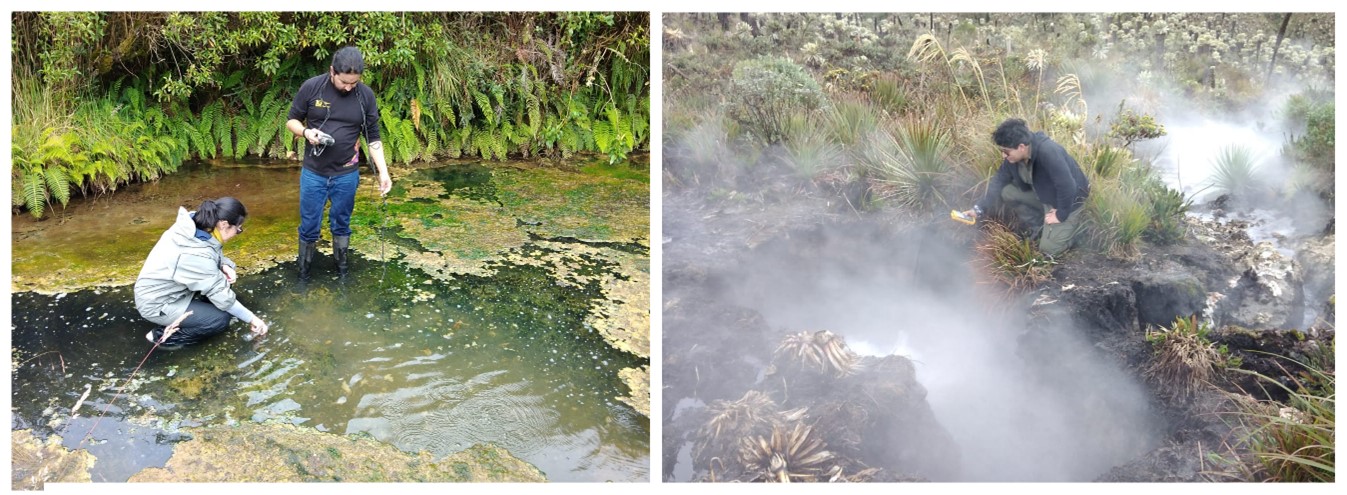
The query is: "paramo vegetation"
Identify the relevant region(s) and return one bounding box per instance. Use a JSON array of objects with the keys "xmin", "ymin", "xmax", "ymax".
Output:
[
  {"xmin": 12, "ymin": 12, "xmax": 650, "ymax": 218},
  {"xmin": 664, "ymin": 12, "xmax": 1333, "ymax": 261}
]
